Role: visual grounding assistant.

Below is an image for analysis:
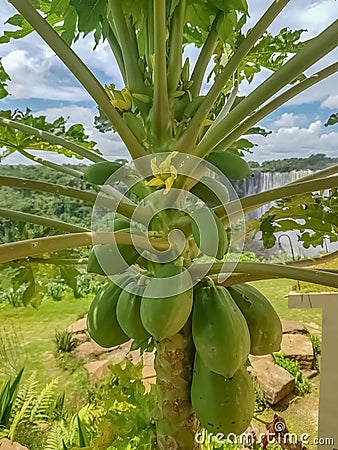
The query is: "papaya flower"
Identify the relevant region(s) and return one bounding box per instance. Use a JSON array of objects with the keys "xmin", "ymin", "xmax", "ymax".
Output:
[
  {"xmin": 146, "ymin": 151, "xmax": 178, "ymax": 194},
  {"xmin": 105, "ymin": 84, "xmax": 132, "ymax": 111}
]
